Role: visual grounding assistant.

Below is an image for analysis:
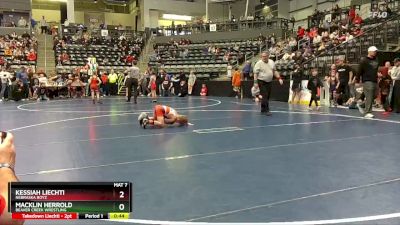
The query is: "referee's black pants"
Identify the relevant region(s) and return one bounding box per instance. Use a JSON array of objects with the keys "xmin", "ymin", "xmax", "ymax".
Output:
[
  {"xmin": 258, "ymin": 80, "xmax": 272, "ymax": 113},
  {"xmin": 126, "ymin": 78, "xmax": 138, "ymax": 103}
]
